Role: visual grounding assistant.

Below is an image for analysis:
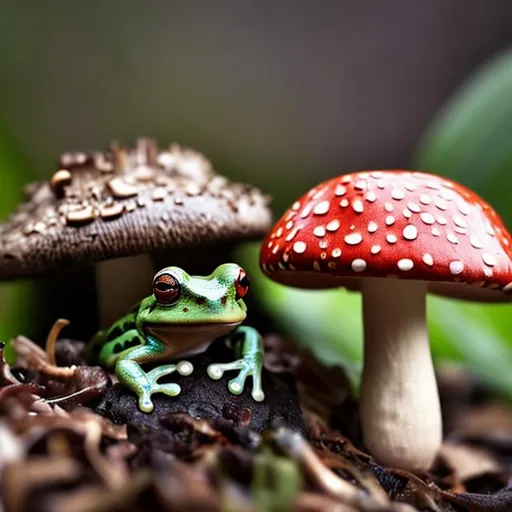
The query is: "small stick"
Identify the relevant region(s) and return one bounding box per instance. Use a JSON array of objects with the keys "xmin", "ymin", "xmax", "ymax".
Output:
[{"xmin": 45, "ymin": 319, "xmax": 70, "ymax": 366}]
